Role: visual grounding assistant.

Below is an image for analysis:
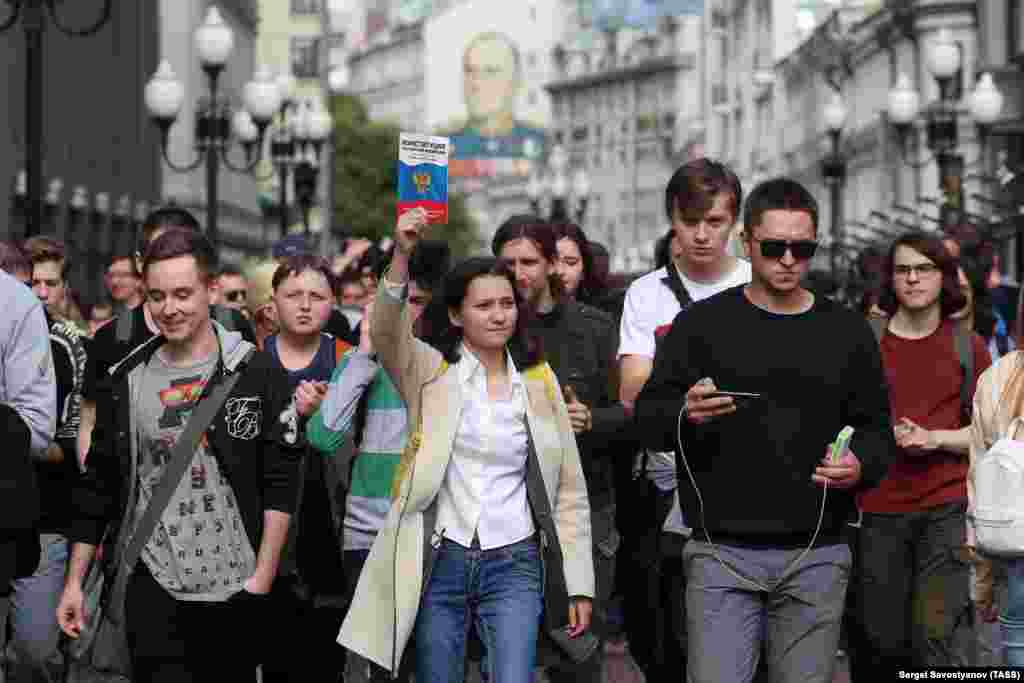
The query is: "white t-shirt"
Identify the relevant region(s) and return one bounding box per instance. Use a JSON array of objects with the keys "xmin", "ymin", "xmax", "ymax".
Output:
[{"xmin": 618, "ymin": 258, "xmax": 752, "ymax": 534}]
